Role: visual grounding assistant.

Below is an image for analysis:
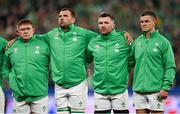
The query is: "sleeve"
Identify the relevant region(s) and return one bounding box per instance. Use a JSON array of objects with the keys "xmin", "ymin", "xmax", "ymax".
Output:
[
  {"xmin": 86, "ymin": 30, "xmax": 98, "ymax": 43},
  {"xmin": 1, "ymin": 51, "xmax": 11, "ymax": 80},
  {"xmin": 85, "ymin": 43, "xmax": 93, "ymax": 64},
  {"xmin": 0, "ymin": 39, "xmax": 7, "ymax": 79},
  {"xmin": 37, "ymin": 33, "xmax": 49, "ymax": 44},
  {"xmin": 128, "ymin": 42, "xmax": 135, "ymax": 72},
  {"xmin": 162, "ymin": 40, "xmax": 176, "ymax": 91}
]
